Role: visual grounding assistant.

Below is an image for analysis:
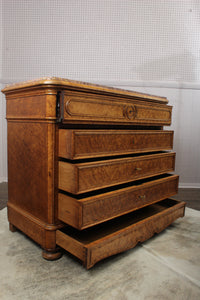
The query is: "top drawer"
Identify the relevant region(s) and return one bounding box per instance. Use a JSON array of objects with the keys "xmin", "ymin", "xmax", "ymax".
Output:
[{"xmin": 58, "ymin": 91, "xmax": 172, "ymax": 126}]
